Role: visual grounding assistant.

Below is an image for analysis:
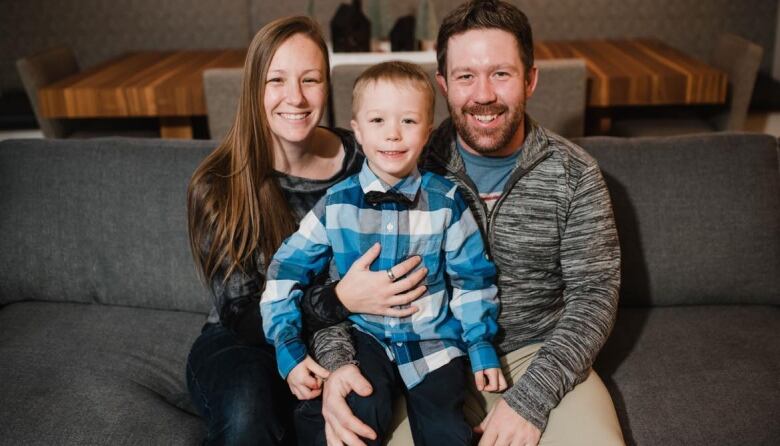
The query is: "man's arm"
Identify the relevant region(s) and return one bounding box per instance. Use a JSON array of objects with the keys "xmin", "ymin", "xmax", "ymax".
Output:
[{"xmin": 502, "ymin": 163, "xmax": 620, "ymax": 431}]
